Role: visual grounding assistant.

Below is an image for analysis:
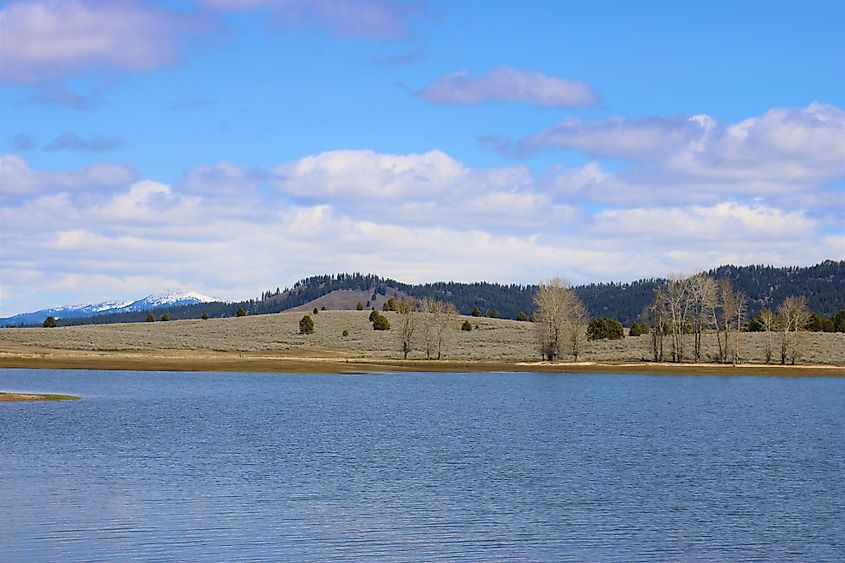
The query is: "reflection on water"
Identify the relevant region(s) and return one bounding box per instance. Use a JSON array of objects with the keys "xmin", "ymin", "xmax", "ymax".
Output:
[{"xmin": 1, "ymin": 369, "xmax": 843, "ymax": 561}]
